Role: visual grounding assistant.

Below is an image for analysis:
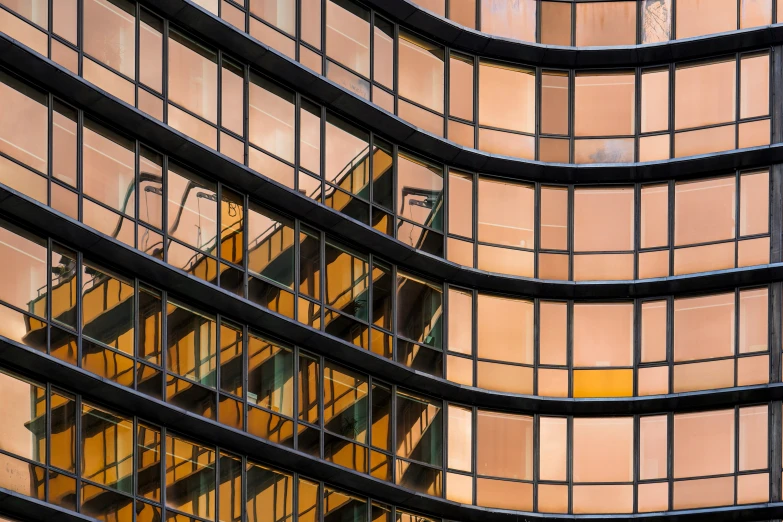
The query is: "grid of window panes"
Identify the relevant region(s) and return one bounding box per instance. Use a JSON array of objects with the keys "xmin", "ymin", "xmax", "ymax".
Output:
[
  {"xmin": 0, "ymin": 0, "xmax": 772, "ymax": 166},
  {"xmin": 446, "ymin": 169, "xmax": 771, "ymax": 280},
  {"xmin": 411, "ymin": 0, "xmax": 783, "ymax": 46},
  {"xmin": 0, "ymin": 368, "xmax": 774, "ymax": 517},
  {"xmin": 0, "ymin": 214, "xmax": 773, "ymax": 409},
  {"xmin": 445, "ymin": 286, "xmax": 771, "ymax": 397},
  {"xmin": 0, "ymin": 67, "xmax": 773, "ymax": 287},
  {"xmin": 0, "ymin": 219, "xmax": 449, "ymax": 493}
]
